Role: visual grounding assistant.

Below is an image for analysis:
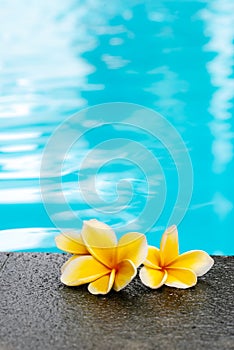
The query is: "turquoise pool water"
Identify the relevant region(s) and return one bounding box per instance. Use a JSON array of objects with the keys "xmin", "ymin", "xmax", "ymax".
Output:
[{"xmin": 0, "ymin": 0, "xmax": 233, "ymax": 254}]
